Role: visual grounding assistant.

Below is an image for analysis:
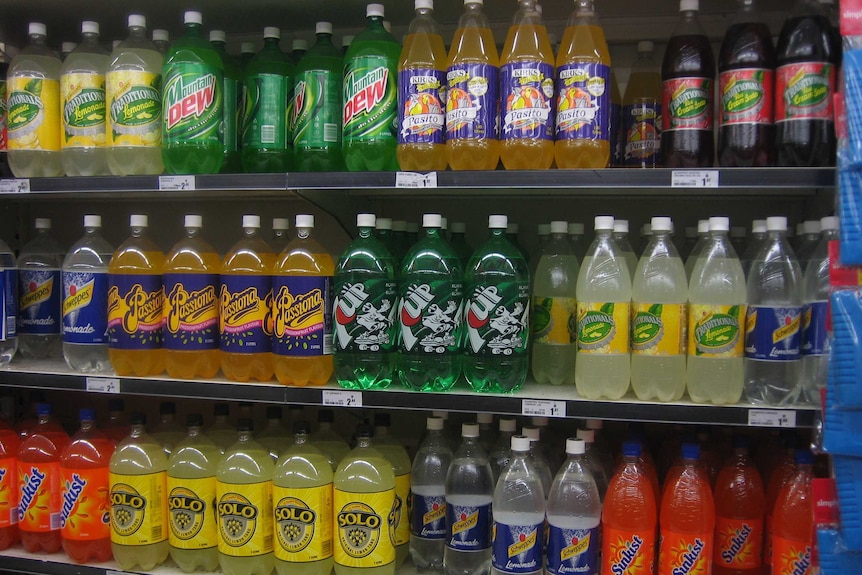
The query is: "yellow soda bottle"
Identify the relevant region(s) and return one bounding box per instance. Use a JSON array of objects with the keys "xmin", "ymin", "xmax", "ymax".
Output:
[
  {"xmin": 163, "ymin": 215, "xmax": 220, "ymax": 379},
  {"xmin": 107, "ymin": 214, "xmax": 165, "ymax": 376},
  {"xmin": 554, "ymin": 0, "xmax": 612, "ymax": 169},
  {"xmin": 272, "ymin": 215, "xmax": 334, "ymax": 386},
  {"xmin": 372, "ymin": 414, "xmax": 411, "ymax": 567},
  {"xmin": 499, "ymin": 0, "xmax": 555, "ymax": 170}
]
